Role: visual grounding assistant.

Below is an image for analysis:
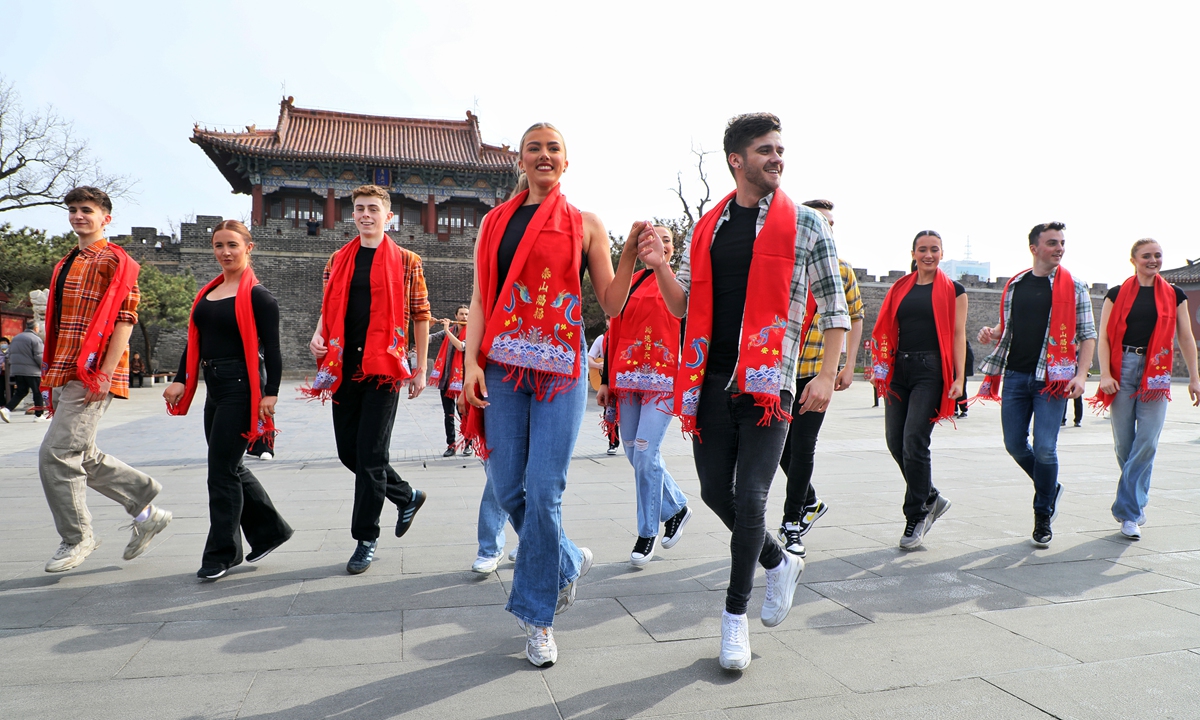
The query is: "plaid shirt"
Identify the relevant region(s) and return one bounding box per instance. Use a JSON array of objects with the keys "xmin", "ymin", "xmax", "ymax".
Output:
[
  {"xmin": 977, "ymin": 266, "xmax": 1097, "ymax": 380},
  {"xmin": 796, "ymin": 260, "xmax": 865, "ymax": 378},
  {"xmin": 322, "ymin": 238, "xmax": 432, "ymax": 323},
  {"xmin": 43, "ymin": 239, "xmax": 140, "ymax": 398},
  {"xmin": 674, "ymin": 193, "xmax": 851, "ymax": 393}
]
